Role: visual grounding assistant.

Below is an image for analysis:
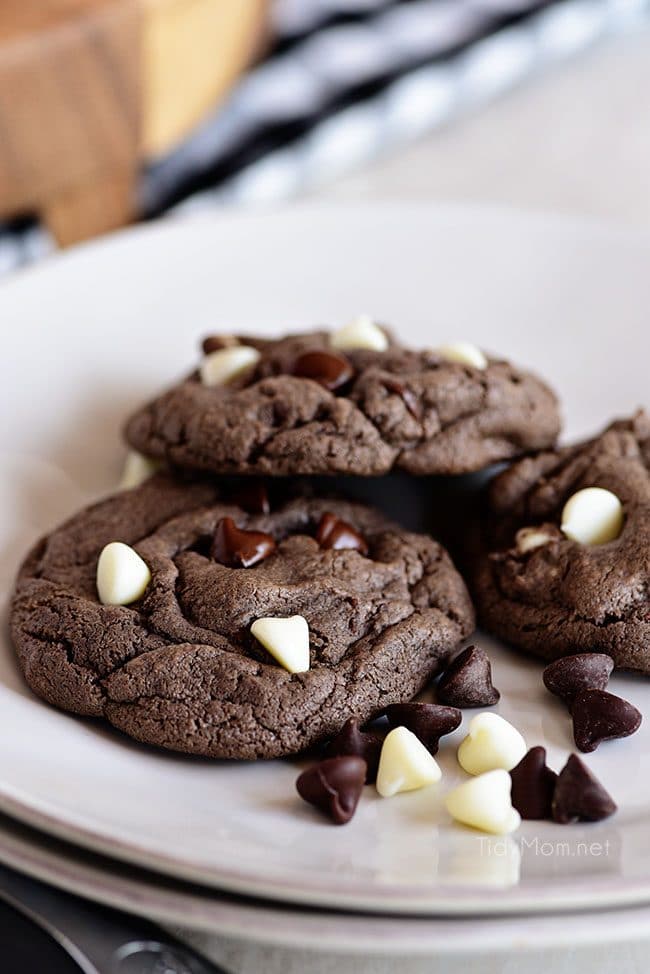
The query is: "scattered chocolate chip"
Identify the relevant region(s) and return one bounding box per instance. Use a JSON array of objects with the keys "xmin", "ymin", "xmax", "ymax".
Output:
[
  {"xmin": 323, "ymin": 718, "xmax": 383, "ymax": 784},
  {"xmin": 237, "ymin": 481, "xmax": 271, "ymax": 515},
  {"xmin": 383, "ymin": 703, "xmax": 461, "ymax": 755},
  {"xmin": 437, "ymin": 646, "xmax": 500, "ymax": 708},
  {"xmin": 383, "ymin": 378, "xmax": 422, "ymax": 420},
  {"xmin": 510, "ymin": 746, "xmax": 558, "ymax": 820},
  {"xmin": 211, "ymin": 517, "xmax": 276, "ymax": 568},
  {"xmin": 292, "ymin": 350, "xmax": 354, "ymax": 391},
  {"xmin": 552, "ymin": 754, "xmax": 617, "ymax": 824},
  {"xmin": 201, "ymin": 334, "xmax": 240, "ymax": 354},
  {"xmin": 543, "ymin": 653, "xmax": 614, "ymax": 709},
  {"xmin": 296, "ymin": 755, "xmax": 367, "ymax": 825},
  {"xmin": 571, "ymin": 688, "xmax": 642, "ymax": 753},
  {"xmin": 316, "ymin": 512, "xmax": 369, "ymax": 555}
]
